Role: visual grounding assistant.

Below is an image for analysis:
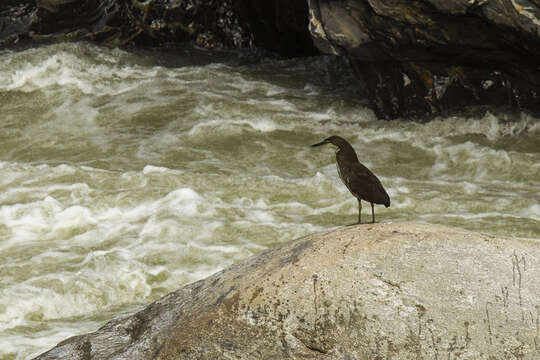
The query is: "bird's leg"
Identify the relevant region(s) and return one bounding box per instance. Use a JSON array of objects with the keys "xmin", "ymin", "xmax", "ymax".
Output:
[
  {"xmin": 358, "ymin": 199, "xmax": 362, "ymax": 224},
  {"xmin": 371, "ymin": 202, "xmax": 375, "ymax": 223}
]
